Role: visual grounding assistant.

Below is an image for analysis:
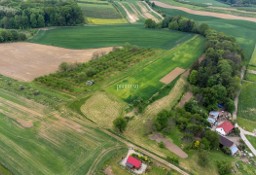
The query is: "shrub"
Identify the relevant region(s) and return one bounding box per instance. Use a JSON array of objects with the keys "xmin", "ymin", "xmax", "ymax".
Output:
[
  {"xmin": 216, "ymin": 161, "xmax": 232, "ymax": 175},
  {"xmin": 166, "ymin": 156, "xmax": 179, "ymax": 165}
]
